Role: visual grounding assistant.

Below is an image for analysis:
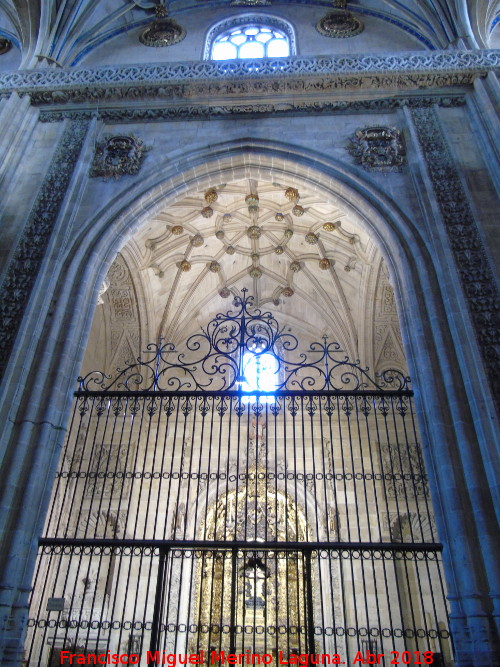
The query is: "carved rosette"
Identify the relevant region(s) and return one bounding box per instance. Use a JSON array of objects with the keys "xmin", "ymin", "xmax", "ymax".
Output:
[
  {"xmin": 90, "ymin": 135, "xmax": 149, "ymax": 180},
  {"xmin": 347, "ymin": 126, "xmax": 406, "ymax": 172},
  {"xmin": 139, "ymin": 4, "xmax": 186, "ymax": 47},
  {"xmin": 317, "ymin": 9, "xmax": 364, "ymax": 38}
]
